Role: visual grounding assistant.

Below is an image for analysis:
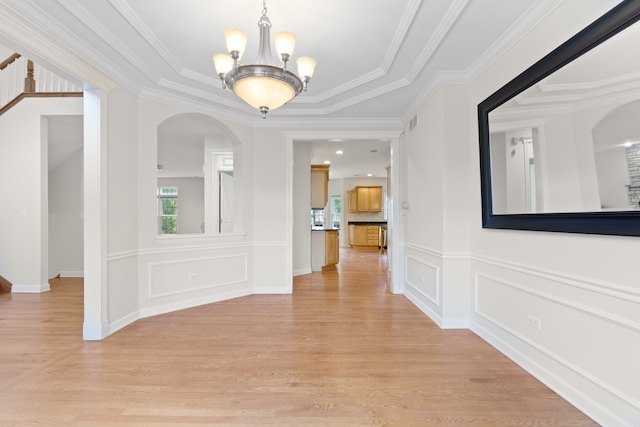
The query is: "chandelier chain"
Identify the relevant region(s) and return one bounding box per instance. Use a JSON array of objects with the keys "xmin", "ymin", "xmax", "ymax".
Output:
[{"xmin": 262, "ymin": 0, "xmax": 267, "ymax": 17}]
